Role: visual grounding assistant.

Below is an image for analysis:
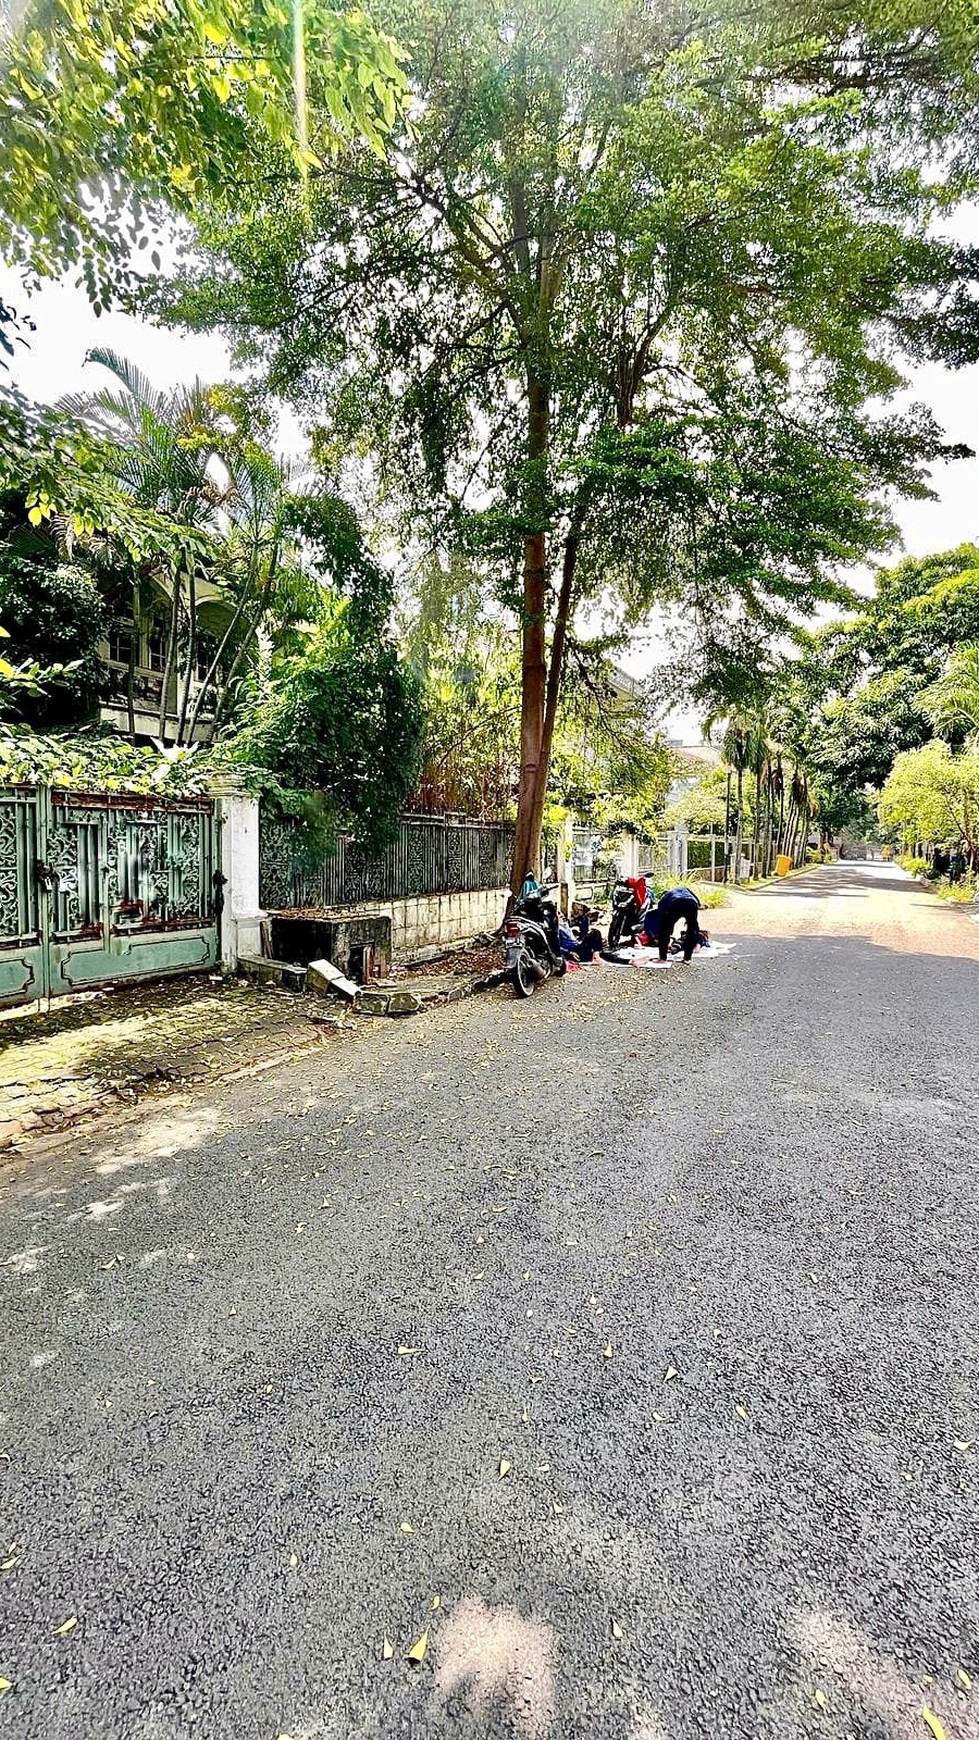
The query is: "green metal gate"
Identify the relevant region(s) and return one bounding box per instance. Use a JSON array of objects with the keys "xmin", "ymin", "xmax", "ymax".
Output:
[{"xmin": 0, "ymin": 785, "xmax": 221, "ymax": 1010}]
